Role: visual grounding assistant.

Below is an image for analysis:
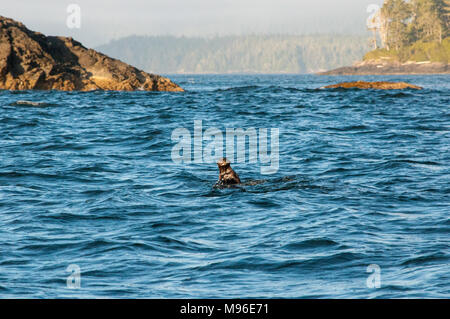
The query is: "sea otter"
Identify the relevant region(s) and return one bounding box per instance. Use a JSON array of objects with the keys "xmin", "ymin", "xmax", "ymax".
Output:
[{"xmin": 216, "ymin": 158, "xmax": 241, "ymax": 185}]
